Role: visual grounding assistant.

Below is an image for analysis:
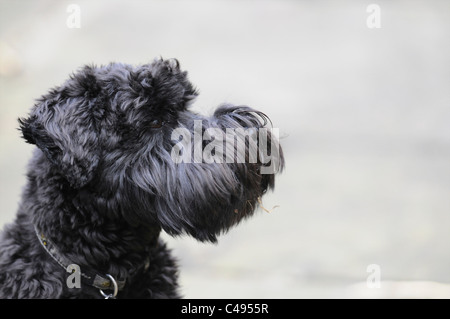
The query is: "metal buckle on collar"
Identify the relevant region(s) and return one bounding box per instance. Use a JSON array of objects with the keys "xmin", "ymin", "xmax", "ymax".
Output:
[{"xmin": 99, "ymin": 274, "xmax": 118, "ymax": 299}]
